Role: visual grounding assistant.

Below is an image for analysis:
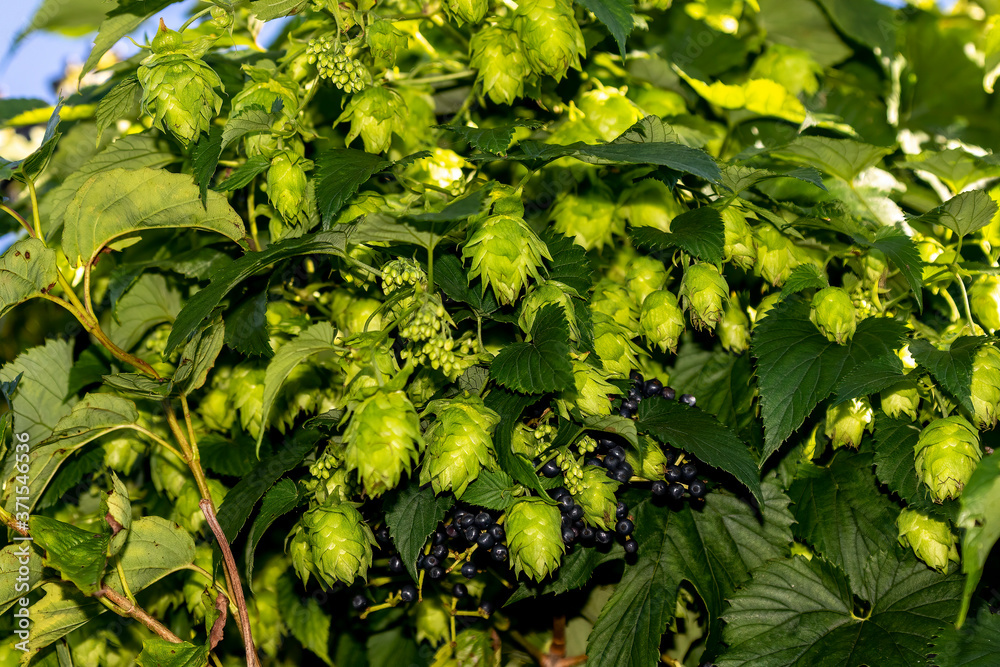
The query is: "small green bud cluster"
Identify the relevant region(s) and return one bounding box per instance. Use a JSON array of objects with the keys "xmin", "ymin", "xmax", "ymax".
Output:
[
  {"xmin": 556, "ymin": 450, "xmax": 585, "ymax": 495},
  {"xmin": 381, "ymin": 257, "xmax": 427, "ymax": 296},
  {"xmin": 306, "ymin": 35, "xmax": 370, "ymax": 92}
]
